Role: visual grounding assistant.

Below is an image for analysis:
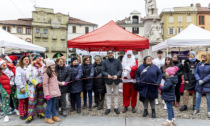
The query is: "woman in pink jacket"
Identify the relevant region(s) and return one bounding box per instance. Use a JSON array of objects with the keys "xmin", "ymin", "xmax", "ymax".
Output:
[{"xmin": 43, "ymin": 59, "xmax": 66, "ymax": 124}]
